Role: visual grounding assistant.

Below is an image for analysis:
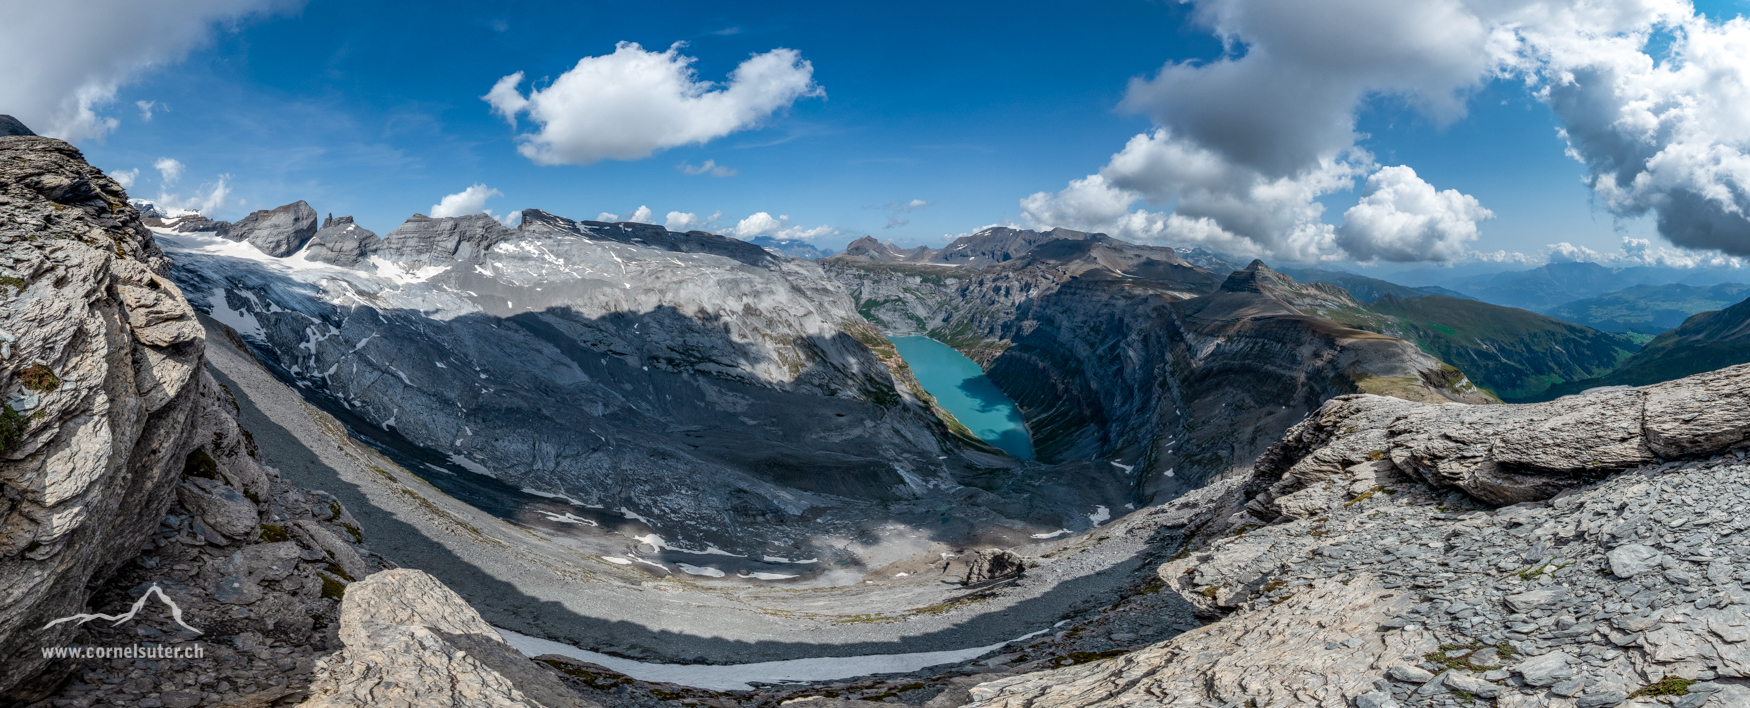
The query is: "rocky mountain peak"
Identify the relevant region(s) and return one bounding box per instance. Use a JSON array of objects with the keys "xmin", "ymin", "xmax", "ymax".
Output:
[
  {"xmin": 1219, "ymin": 258, "xmax": 1298, "ymax": 294},
  {"xmin": 230, "ymin": 200, "xmax": 319, "ymax": 257},
  {"xmin": 0, "ymin": 115, "xmax": 32, "ymax": 137},
  {"xmin": 520, "ymin": 208, "xmax": 777, "ymax": 268},
  {"xmin": 376, "ymin": 212, "xmax": 516, "ymax": 267},
  {"xmin": 303, "ymin": 215, "xmax": 379, "ymax": 267}
]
